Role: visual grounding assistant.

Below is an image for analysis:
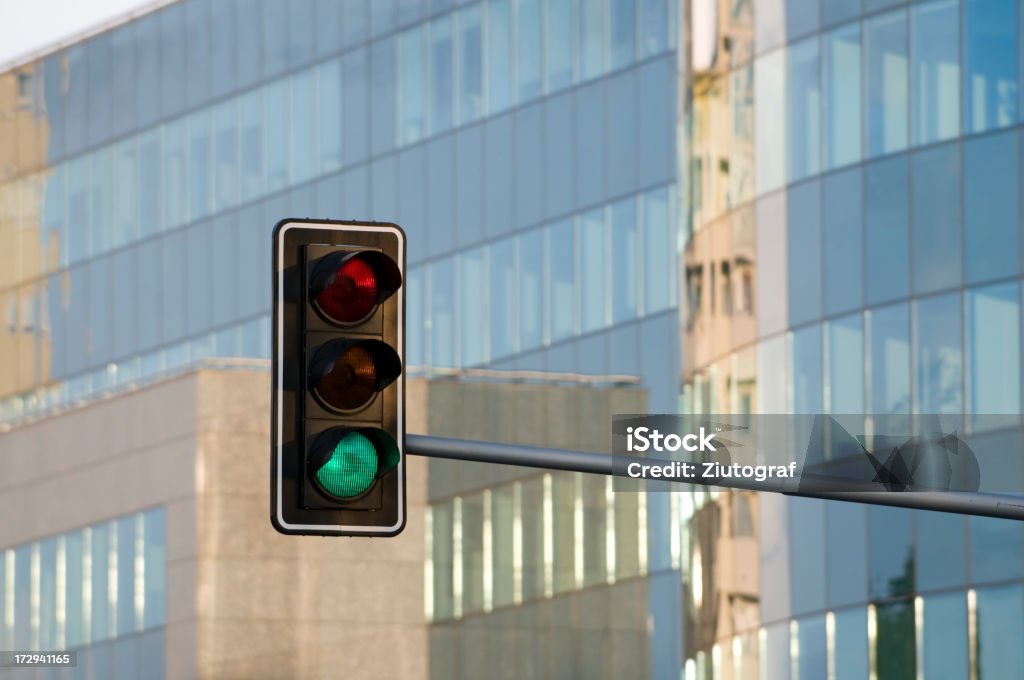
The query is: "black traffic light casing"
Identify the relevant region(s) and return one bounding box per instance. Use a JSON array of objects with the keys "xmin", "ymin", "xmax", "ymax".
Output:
[{"xmin": 271, "ymin": 219, "xmax": 406, "ymax": 536}]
